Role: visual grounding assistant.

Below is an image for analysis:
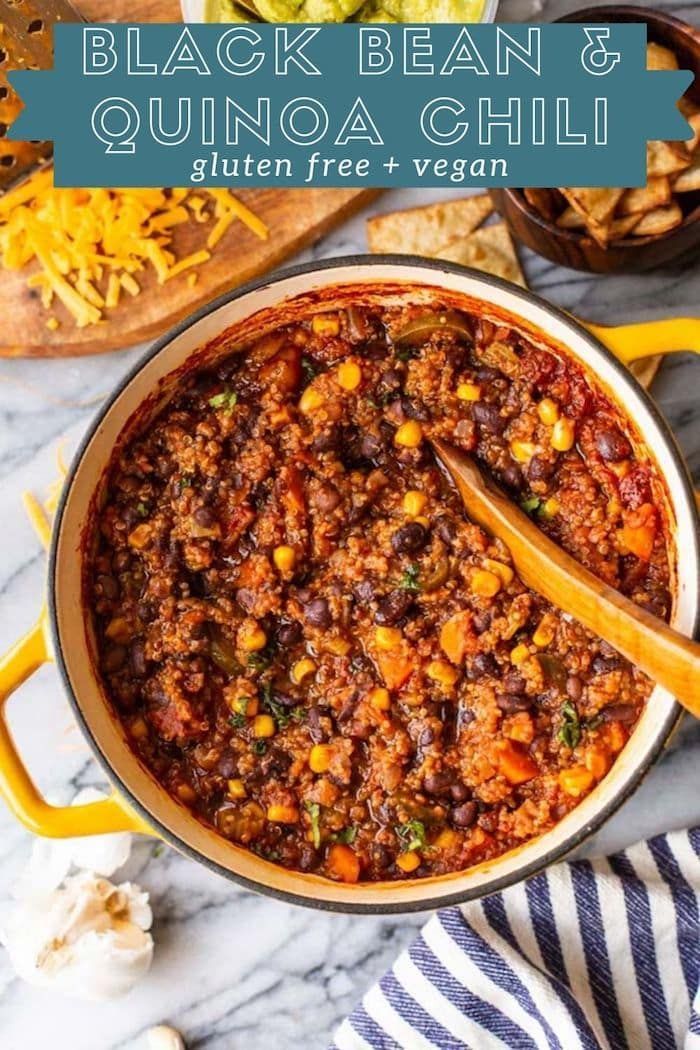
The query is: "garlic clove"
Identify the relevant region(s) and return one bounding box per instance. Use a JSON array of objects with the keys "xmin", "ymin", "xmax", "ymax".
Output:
[{"xmin": 147, "ymin": 1025, "xmax": 186, "ymax": 1050}]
